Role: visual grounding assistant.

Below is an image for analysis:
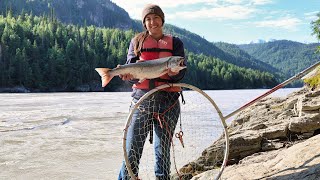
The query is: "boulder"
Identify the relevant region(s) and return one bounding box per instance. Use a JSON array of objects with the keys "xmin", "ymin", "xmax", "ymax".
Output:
[{"xmin": 181, "ymin": 87, "xmax": 320, "ymax": 179}]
